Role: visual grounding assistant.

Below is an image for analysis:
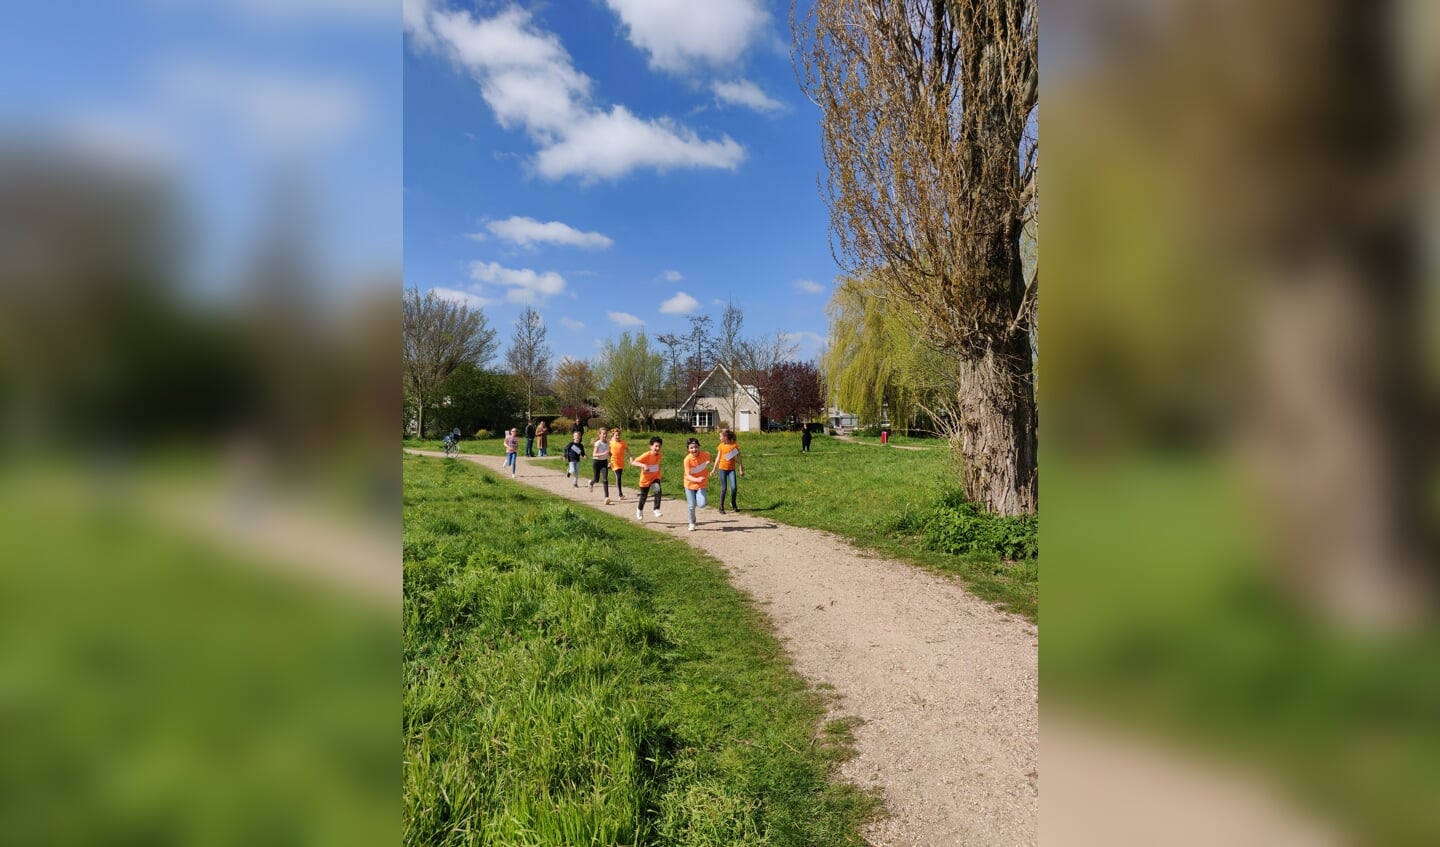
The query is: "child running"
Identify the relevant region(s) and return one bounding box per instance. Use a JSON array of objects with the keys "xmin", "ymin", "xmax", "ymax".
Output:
[
  {"xmin": 503, "ymin": 427, "xmax": 519, "ymax": 477},
  {"xmin": 631, "ymin": 436, "xmax": 664, "ymax": 521},
  {"xmin": 590, "ymin": 426, "xmax": 611, "ymax": 498},
  {"xmin": 715, "ymin": 428, "xmax": 744, "ymax": 513},
  {"xmin": 682, "ymin": 437, "xmax": 711, "ymax": 532},
  {"xmin": 562, "ymin": 430, "xmax": 585, "ymax": 487},
  {"xmin": 607, "ymin": 428, "xmax": 630, "ymax": 505}
]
